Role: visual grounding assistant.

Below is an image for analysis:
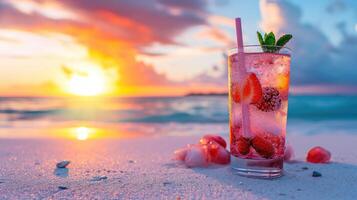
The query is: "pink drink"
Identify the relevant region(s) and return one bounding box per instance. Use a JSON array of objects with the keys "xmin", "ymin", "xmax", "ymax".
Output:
[{"xmin": 228, "ymin": 46, "xmax": 291, "ymax": 178}]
